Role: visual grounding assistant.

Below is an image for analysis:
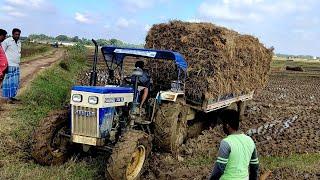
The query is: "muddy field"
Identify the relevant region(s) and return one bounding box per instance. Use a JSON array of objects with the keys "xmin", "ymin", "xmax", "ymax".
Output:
[{"xmin": 141, "ymin": 64, "xmax": 320, "ymax": 179}]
